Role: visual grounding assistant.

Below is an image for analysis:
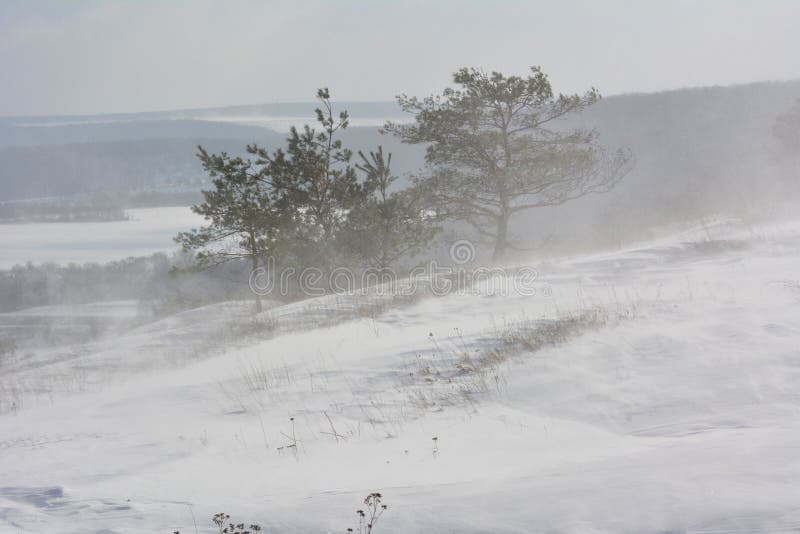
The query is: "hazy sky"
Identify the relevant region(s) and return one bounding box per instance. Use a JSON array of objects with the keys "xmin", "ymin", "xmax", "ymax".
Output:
[{"xmin": 1, "ymin": 0, "xmax": 799, "ymax": 116}]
